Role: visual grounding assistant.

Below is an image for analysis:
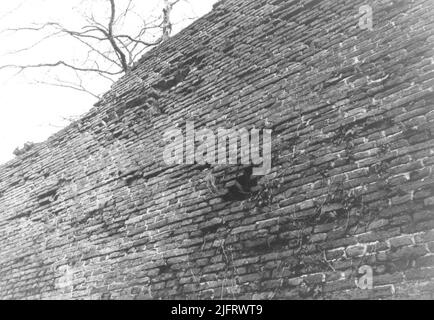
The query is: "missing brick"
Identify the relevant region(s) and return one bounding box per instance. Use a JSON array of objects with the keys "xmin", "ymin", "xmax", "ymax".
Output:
[{"xmin": 222, "ymin": 166, "xmax": 258, "ymax": 202}]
